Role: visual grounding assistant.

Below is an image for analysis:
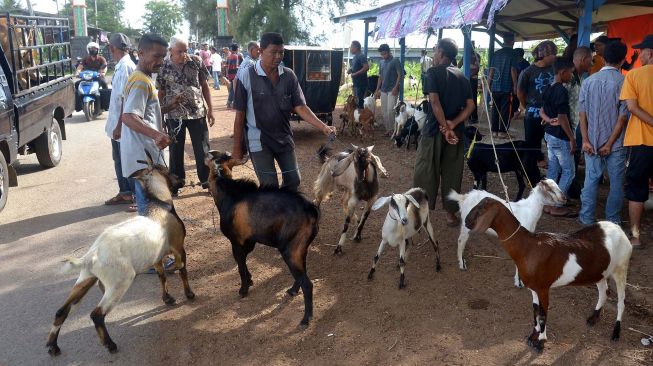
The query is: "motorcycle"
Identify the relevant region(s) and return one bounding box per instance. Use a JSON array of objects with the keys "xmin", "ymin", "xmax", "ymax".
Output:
[{"xmin": 77, "ymin": 70, "xmax": 103, "ymax": 121}]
